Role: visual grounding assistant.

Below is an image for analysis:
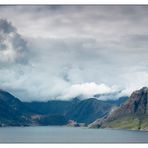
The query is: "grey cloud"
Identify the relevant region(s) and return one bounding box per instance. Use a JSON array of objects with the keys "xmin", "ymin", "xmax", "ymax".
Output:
[
  {"xmin": 0, "ymin": 18, "xmax": 16, "ymax": 33},
  {"xmin": 0, "ymin": 19, "xmax": 28, "ymax": 65},
  {"xmin": 0, "ymin": 6, "xmax": 148, "ymax": 101}
]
